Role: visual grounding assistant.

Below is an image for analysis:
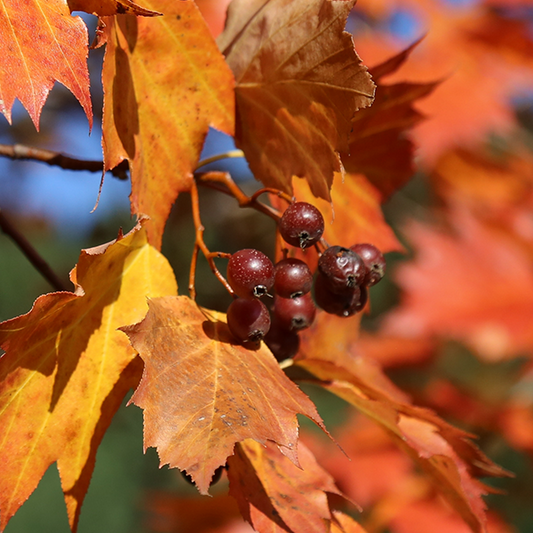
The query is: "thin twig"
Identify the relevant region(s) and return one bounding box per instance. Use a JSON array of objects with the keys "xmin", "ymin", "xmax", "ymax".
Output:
[
  {"xmin": 0, "ymin": 143, "xmax": 129, "ymax": 179},
  {"xmin": 0, "ymin": 209, "xmax": 69, "ymax": 292},
  {"xmin": 195, "ymin": 171, "xmax": 286, "ymax": 222},
  {"xmin": 196, "ymin": 149, "xmax": 245, "ymax": 169},
  {"xmin": 189, "ymin": 181, "xmax": 234, "ymax": 299}
]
